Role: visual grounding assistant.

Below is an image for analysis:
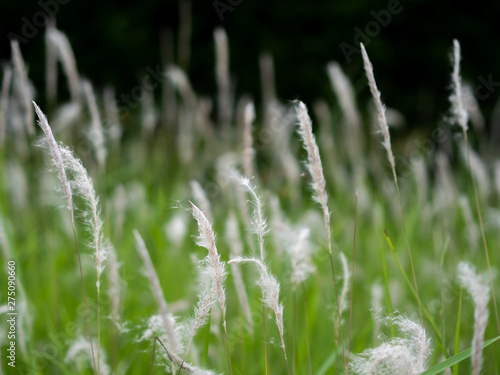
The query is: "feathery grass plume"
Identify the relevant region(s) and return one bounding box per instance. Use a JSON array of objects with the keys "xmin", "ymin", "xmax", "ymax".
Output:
[
  {"xmin": 59, "ymin": 140, "xmax": 108, "ymax": 375},
  {"xmin": 59, "ymin": 145, "xmax": 108, "ymax": 287},
  {"xmin": 350, "ymin": 315, "xmax": 431, "ymax": 375},
  {"xmin": 360, "ymin": 43, "xmax": 424, "ymax": 327},
  {"xmin": 449, "ymin": 39, "xmax": 500, "ymax": 335},
  {"xmin": 189, "ymin": 202, "xmax": 233, "ymax": 374},
  {"xmin": 238, "ymin": 177, "xmax": 272, "ymax": 373},
  {"xmin": 45, "ymin": 19, "xmax": 58, "ymax": 109},
  {"xmin": 0, "ymin": 64, "xmax": 12, "ymax": 148},
  {"xmin": 178, "ymin": 0, "xmax": 192, "ymax": 71},
  {"xmin": 141, "ymin": 85, "xmax": 157, "ymax": 138},
  {"xmin": 34, "ymin": 101, "xmax": 97, "ymax": 374},
  {"xmin": 214, "ymin": 28, "xmax": 232, "ymax": 139},
  {"xmin": 103, "ymin": 87, "xmax": 122, "ymax": 151},
  {"xmin": 241, "ymin": 100, "xmax": 255, "ymax": 178},
  {"xmin": 225, "ymin": 212, "xmax": 253, "ymax": 334},
  {"xmin": 295, "ymin": 100, "xmax": 347, "ymax": 370},
  {"xmin": 458, "ymin": 195, "xmax": 479, "ymax": 250},
  {"xmin": 285, "ymin": 227, "xmax": 315, "ymax": 289},
  {"xmin": 259, "ymin": 53, "xmax": 277, "ymax": 105},
  {"xmin": 460, "ymin": 144, "xmax": 491, "ymax": 199},
  {"xmin": 339, "ymin": 251, "xmax": 350, "ymax": 318},
  {"xmin": 457, "ymin": 262, "xmax": 490, "ymax": 375},
  {"xmin": 462, "ymin": 83, "xmax": 484, "ymax": 134},
  {"xmin": 371, "ymin": 283, "xmax": 383, "ymax": 341},
  {"xmin": 176, "ymin": 257, "xmax": 218, "ymax": 374},
  {"xmin": 229, "ymin": 256, "xmax": 290, "ymax": 375},
  {"xmin": 190, "ymin": 181, "xmax": 213, "ymax": 223},
  {"xmin": 34, "ymin": 102, "xmax": 73, "ymax": 220},
  {"xmin": 66, "ymin": 337, "xmax": 110, "ymax": 375},
  {"xmin": 134, "ymin": 230, "xmax": 178, "ymax": 353},
  {"xmin": 47, "ymin": 28, "xmax": 80, "ymax": 104},
  {"xmin": 327, "ymin": 61, "xmax": 361, "ymax": 131},
  {"xmin": 52, "ymin": 101, "xmax": 82, "ymax": 131},
  {"xmin": 359, "ymin": 44, "xmax": 394, "ymax": 172},
  {"xmin": 107, "ymin": 241, "xmax": 122, "ymax": 322},
  {"xmin": 434, "ymin": 151, "xmax": 456, "ymax": 212},
  {"xmin": 11, "ymin": 40, "xmax": 34, "ymax": 136},
  {"xmin": 82, "ymin": 79, "xmax": 106, "ymax": 172},
  {"xmin": 239, "ymin": 177, "xmax": 269, "ymax": 262},
  {"xmin": 167, "ymin": 66, "xmax": 197, "ymax": 109},
  {"xmin": 449, "ymin": 40, "xmax": 468, "ymax": 133},
  {"xmin": 259, "ymin": 53, "xmax": 278, "ymax": 128},
  {"xmin": 165, "ymin": 212, "xmax": 188, "ymax": 248},
  {"xmin": 295, "ymin": 101, "xmax": 330, "ymax": 251}
]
